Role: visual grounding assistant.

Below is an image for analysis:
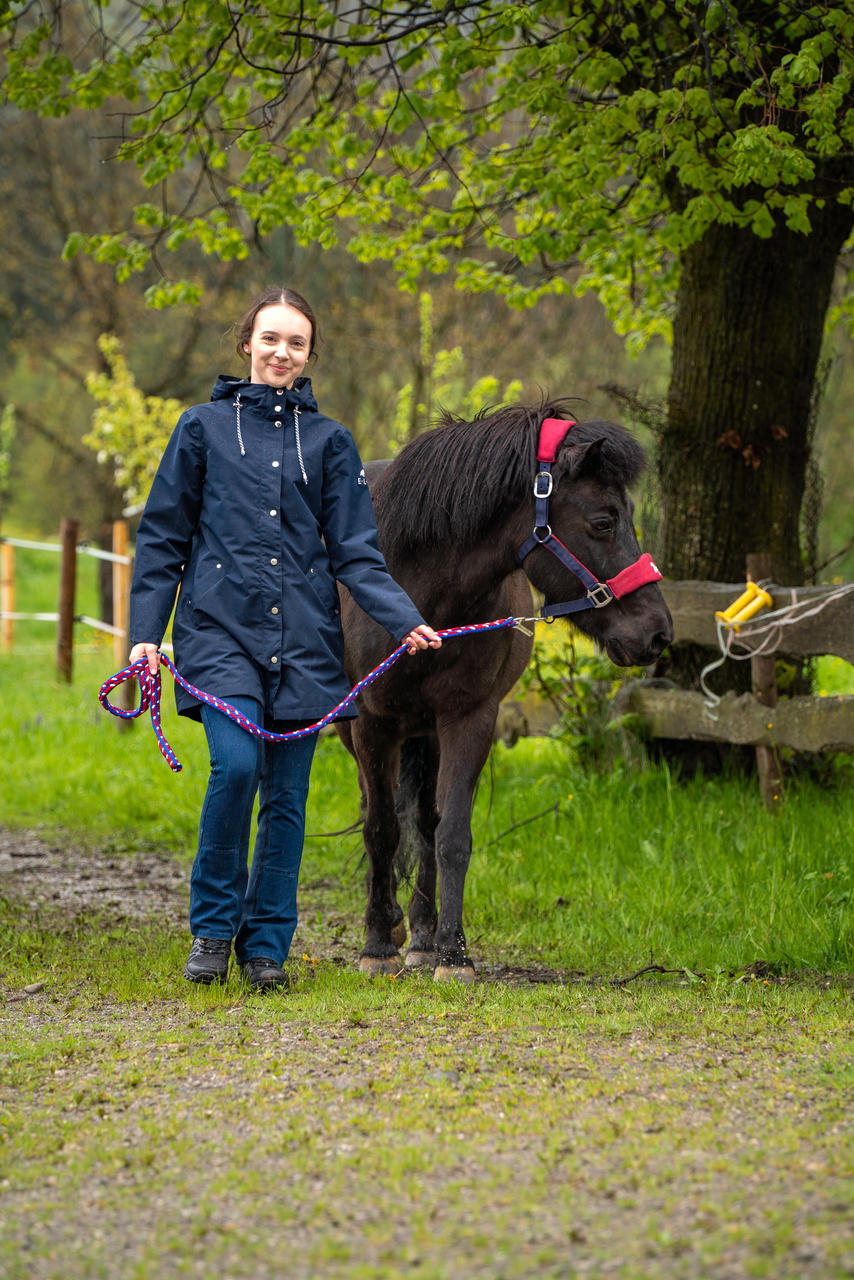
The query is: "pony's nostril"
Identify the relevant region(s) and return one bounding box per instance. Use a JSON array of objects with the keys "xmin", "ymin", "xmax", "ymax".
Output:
[{"xmin": 652, "ymin": 629, "xmax": 672, "ymax": 654}]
